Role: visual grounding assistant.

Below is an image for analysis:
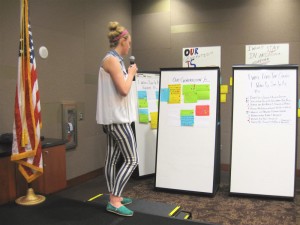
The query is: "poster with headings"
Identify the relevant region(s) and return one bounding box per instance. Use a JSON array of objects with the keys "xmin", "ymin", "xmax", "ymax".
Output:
[
  {"xmin": 135, "ymin": 72, "xmax": 160, "ymax": 177},
  {"xmin": 155, "ymin": 67, "xmax": 220, "ymax": 195},
  {"xmin": 230, "ymin": 65, "xmax": 297, "ymax": 198},
  {"xmin": 182, "ymin": 46, "xmax": 221, "ymax": 68},
  {"xmin": 245, "ymin": 43, "xmax": 289, "ymax": 65}
]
